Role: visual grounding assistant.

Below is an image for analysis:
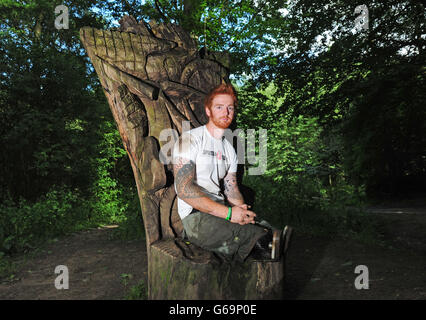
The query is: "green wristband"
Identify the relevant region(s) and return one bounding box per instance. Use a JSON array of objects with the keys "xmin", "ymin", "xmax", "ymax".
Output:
[{"xmin": 226, "ymin": 207, "xmax": 232, "ymax": 221}]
